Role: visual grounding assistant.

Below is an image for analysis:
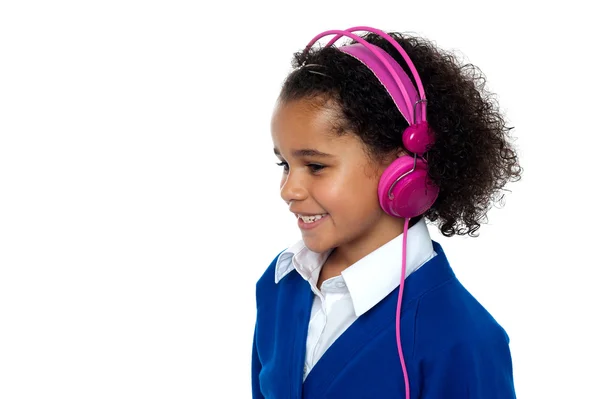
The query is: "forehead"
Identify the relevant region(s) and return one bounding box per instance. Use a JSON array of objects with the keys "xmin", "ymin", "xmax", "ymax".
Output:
[{"xmin": 271, "ymin": 98, "xmax": 341, "ymax": 151}]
